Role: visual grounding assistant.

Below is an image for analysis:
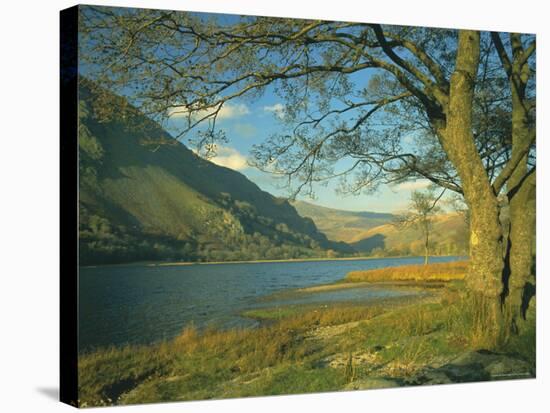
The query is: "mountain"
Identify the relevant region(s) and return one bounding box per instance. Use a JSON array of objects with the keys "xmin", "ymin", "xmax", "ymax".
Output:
[
  {"xmin": 78, "ymin": 81, "xmax": 351, "ymax": 265},
  {"xmin": 290, "ymin": 200, "xmax": 394, "ymax": 243},
  {"xmin": 291, "ymin": 200, "xmax": 468, "ymax": 256},
  {"xmin": 349, "ymin": 213, "xmax": 468, "ymax": 256}
]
